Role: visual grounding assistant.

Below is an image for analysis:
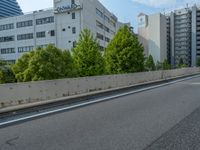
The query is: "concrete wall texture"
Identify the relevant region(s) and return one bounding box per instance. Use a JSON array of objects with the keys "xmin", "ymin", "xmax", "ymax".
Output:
[{"xmin": 0, "ymin": 68, "xmax": 199, "ymax": 108}]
